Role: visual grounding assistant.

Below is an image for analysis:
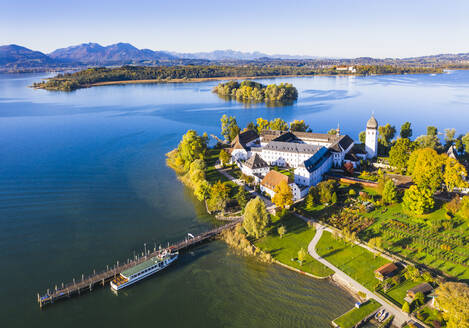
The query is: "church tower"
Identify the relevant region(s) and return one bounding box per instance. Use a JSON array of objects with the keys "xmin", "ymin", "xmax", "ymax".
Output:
[{"xmin": 365, "ymin": 115, "xmax": 378, "ymax": 158}]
